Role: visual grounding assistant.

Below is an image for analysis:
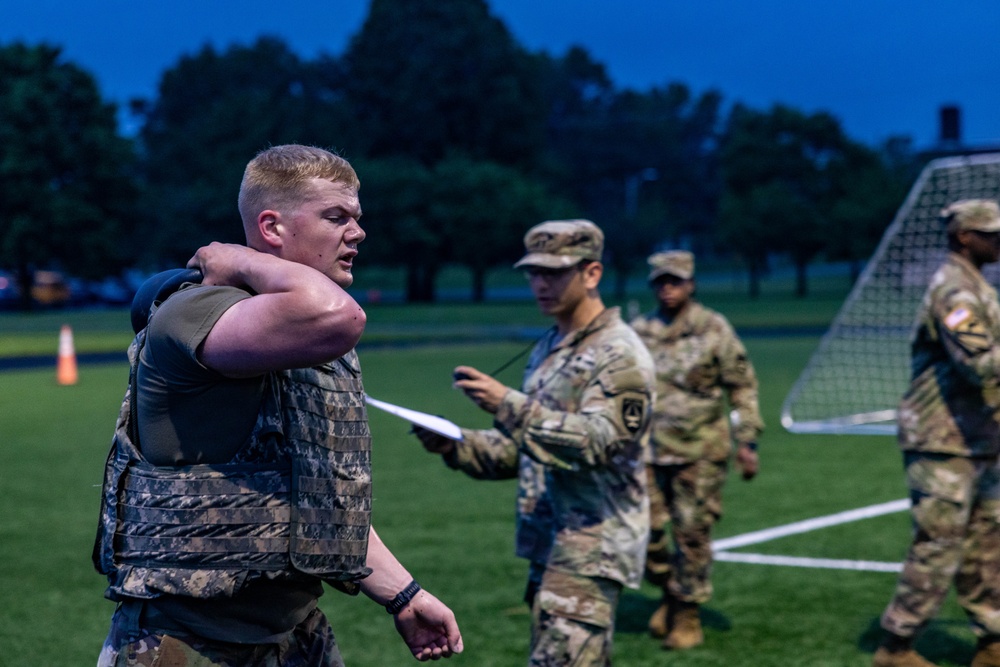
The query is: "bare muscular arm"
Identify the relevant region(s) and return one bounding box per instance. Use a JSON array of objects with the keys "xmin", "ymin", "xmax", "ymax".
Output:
[{"xmin": 187, "ymin": 242, "xmax": 366, "ymax": 377}]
